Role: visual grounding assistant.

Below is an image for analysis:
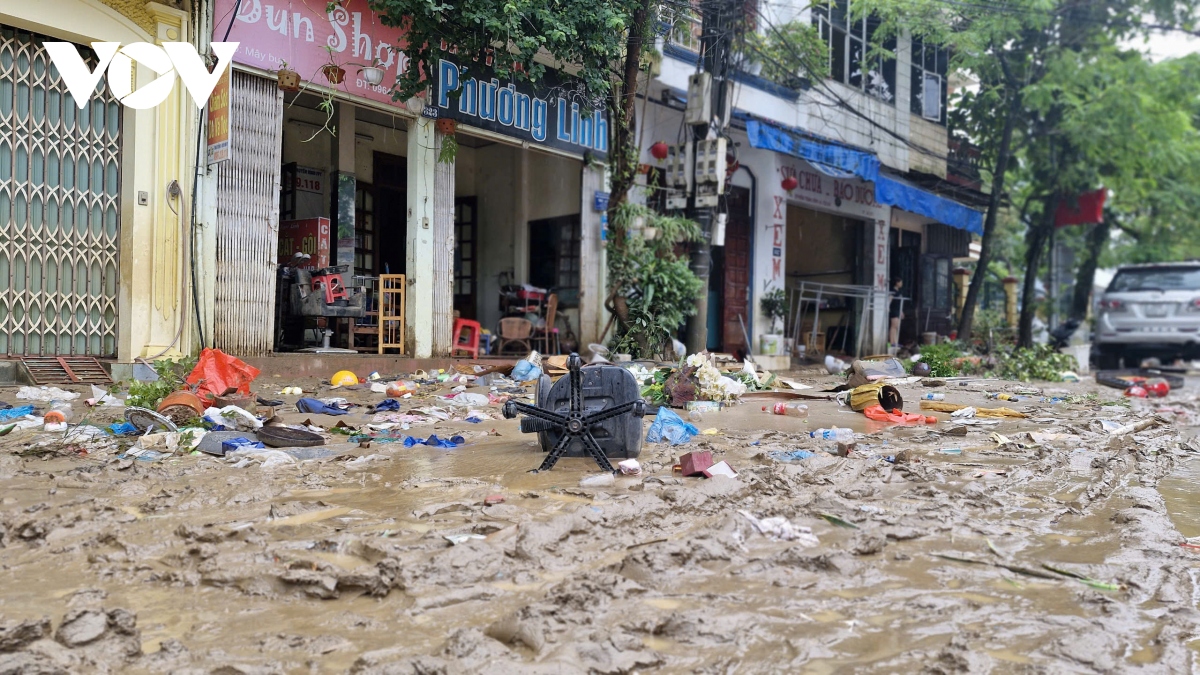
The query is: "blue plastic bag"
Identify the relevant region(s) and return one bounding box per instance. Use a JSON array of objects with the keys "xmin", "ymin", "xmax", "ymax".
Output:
[
  {"xmin": 771, "ymin": 449, "xmax": 815, "ymax": 462},
  {"xmin": 296, "ymin": 398, "xmax": 348, "ymax": 415},
  {"xmin": 108, "ymin": 421, "xmax": 139, "ymax": 436},
  {"xmin": 646, "ymin": 407, "xmax": 698, "ymax": 445},
  {"xmin": 374, "ymin": 398, "xmax": 401, "ymax": 412},
  {"xmin": 511, "ymin": 360, "xmax": 542, "ymax": 382},
  {"xmin": 0, "ymin": 406, "xmax": 35, "ymax": 422},
  {"xmin": 403, "ymin": 434, "xmax": 466, "ymax": 449},
  {"xmin": 222, "ymin": 437, "xmax": 265, "ymax": 455}
]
